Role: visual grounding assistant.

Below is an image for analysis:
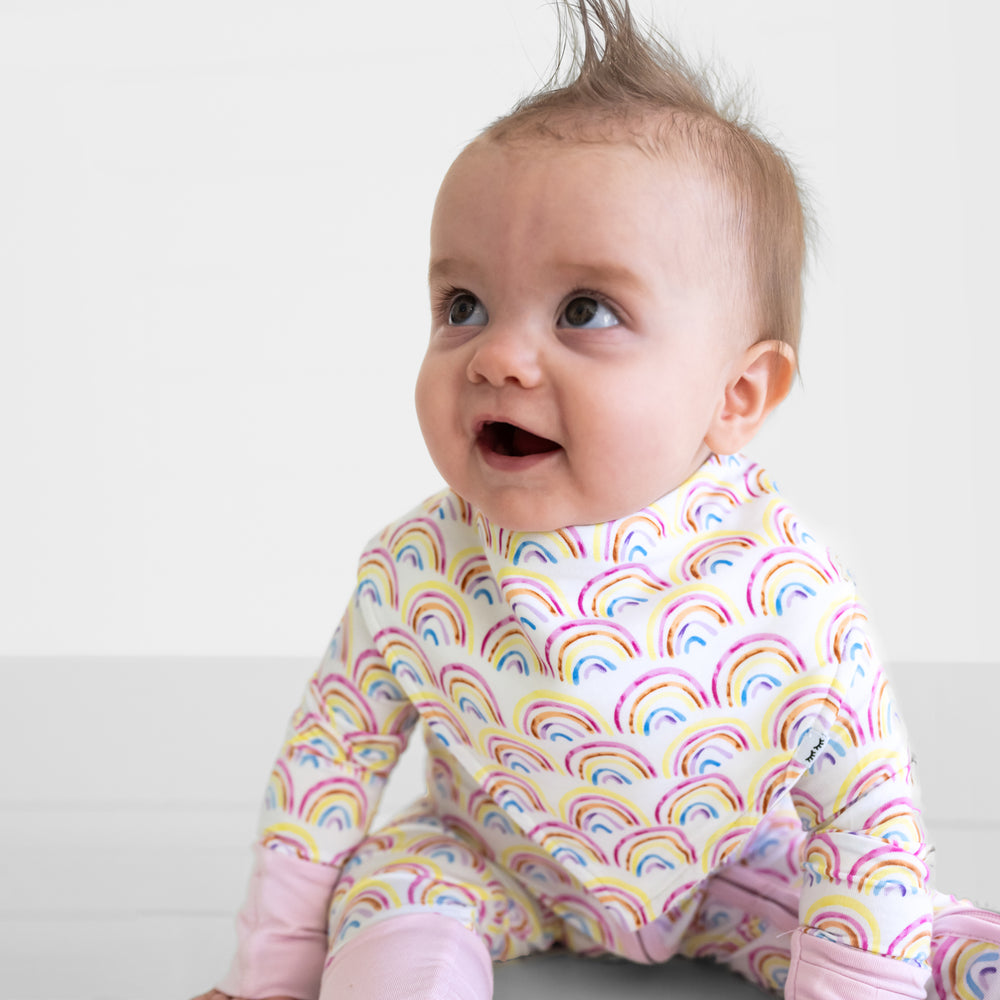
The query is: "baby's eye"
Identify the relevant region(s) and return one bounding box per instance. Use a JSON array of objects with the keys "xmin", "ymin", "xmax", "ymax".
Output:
[
  {"xmin": 558, "ymin": 296, "xmax": 620, "ymax": 329},
  {"xmin": 447, "ymin": 292, "xmax": 488, "ymax": 326}
]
